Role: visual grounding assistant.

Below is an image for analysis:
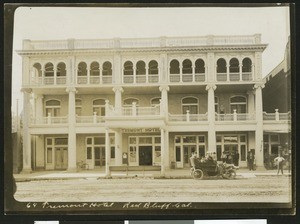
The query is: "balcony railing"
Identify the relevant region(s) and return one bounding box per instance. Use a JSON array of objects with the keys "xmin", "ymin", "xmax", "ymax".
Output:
[
  {"xmin": 263, "ymin": 111, "xmax": 291, "ymax": 121},
  {"xmin": 77, "ymin": 76, "xmax": 113, "ymax": 85},
  {"xmin": 169, "ymin": 73, "xmax": 205, "ymax": 83},
  {"xmin": 215, "ymin": 112, "xmax": 255, "ymax": 121},
  {"xmin": 216, "ymin": 72, "xmax": 253, "ymax": 82},
  {"xmin": 168, "ymin": 113, "xmax": 208, "ymax": 122},
  {"xmin": 30, "ymin": 77, "xmax": 67, "ymax": 86},
  {"xmin": 76, "ymin": 115, "xmax": 105, "ymax": 123},
  {"xmin": 108, "ymin": 104, "xmax": 160, "ymax": 117},
  {"xmin": 123, "ymin": 75, "xmax": 159, "ymax": 84},
  {"xmin": 31, "ymin": 116, "xmax": 68, "ymax": 124}
]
